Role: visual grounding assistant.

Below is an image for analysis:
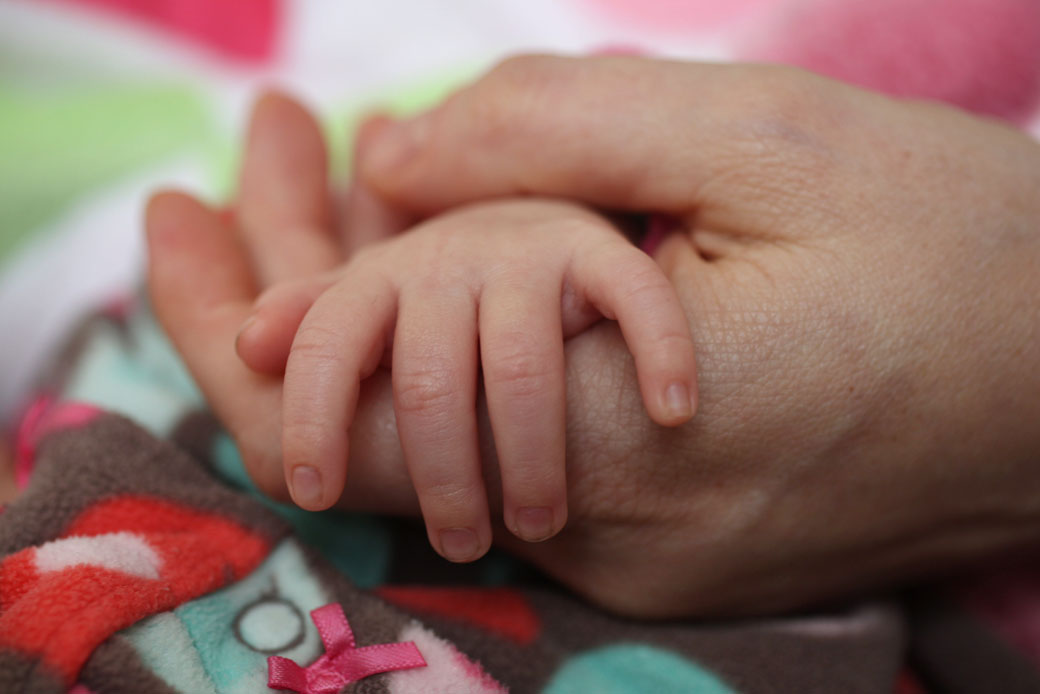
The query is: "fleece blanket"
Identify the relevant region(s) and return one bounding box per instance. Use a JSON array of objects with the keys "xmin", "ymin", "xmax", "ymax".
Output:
[
  {"xmin": 0, "ymin": 298, "xmax": 1011, "ymax": 693},
  {"xmin": 6, "ymin": 297, "xmax": 1040, "ymax": 692},
  {"xmin": 2, "ymin": 1, "xmax": 1040, "ymax": 693}
]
